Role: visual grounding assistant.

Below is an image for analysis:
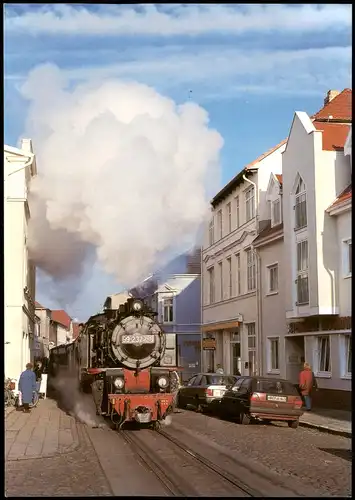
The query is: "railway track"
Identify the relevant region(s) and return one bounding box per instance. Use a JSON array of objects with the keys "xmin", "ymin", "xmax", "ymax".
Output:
[{"xmin": 121, "ymin": 427, "xmax": 257, "ymax": 496}]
